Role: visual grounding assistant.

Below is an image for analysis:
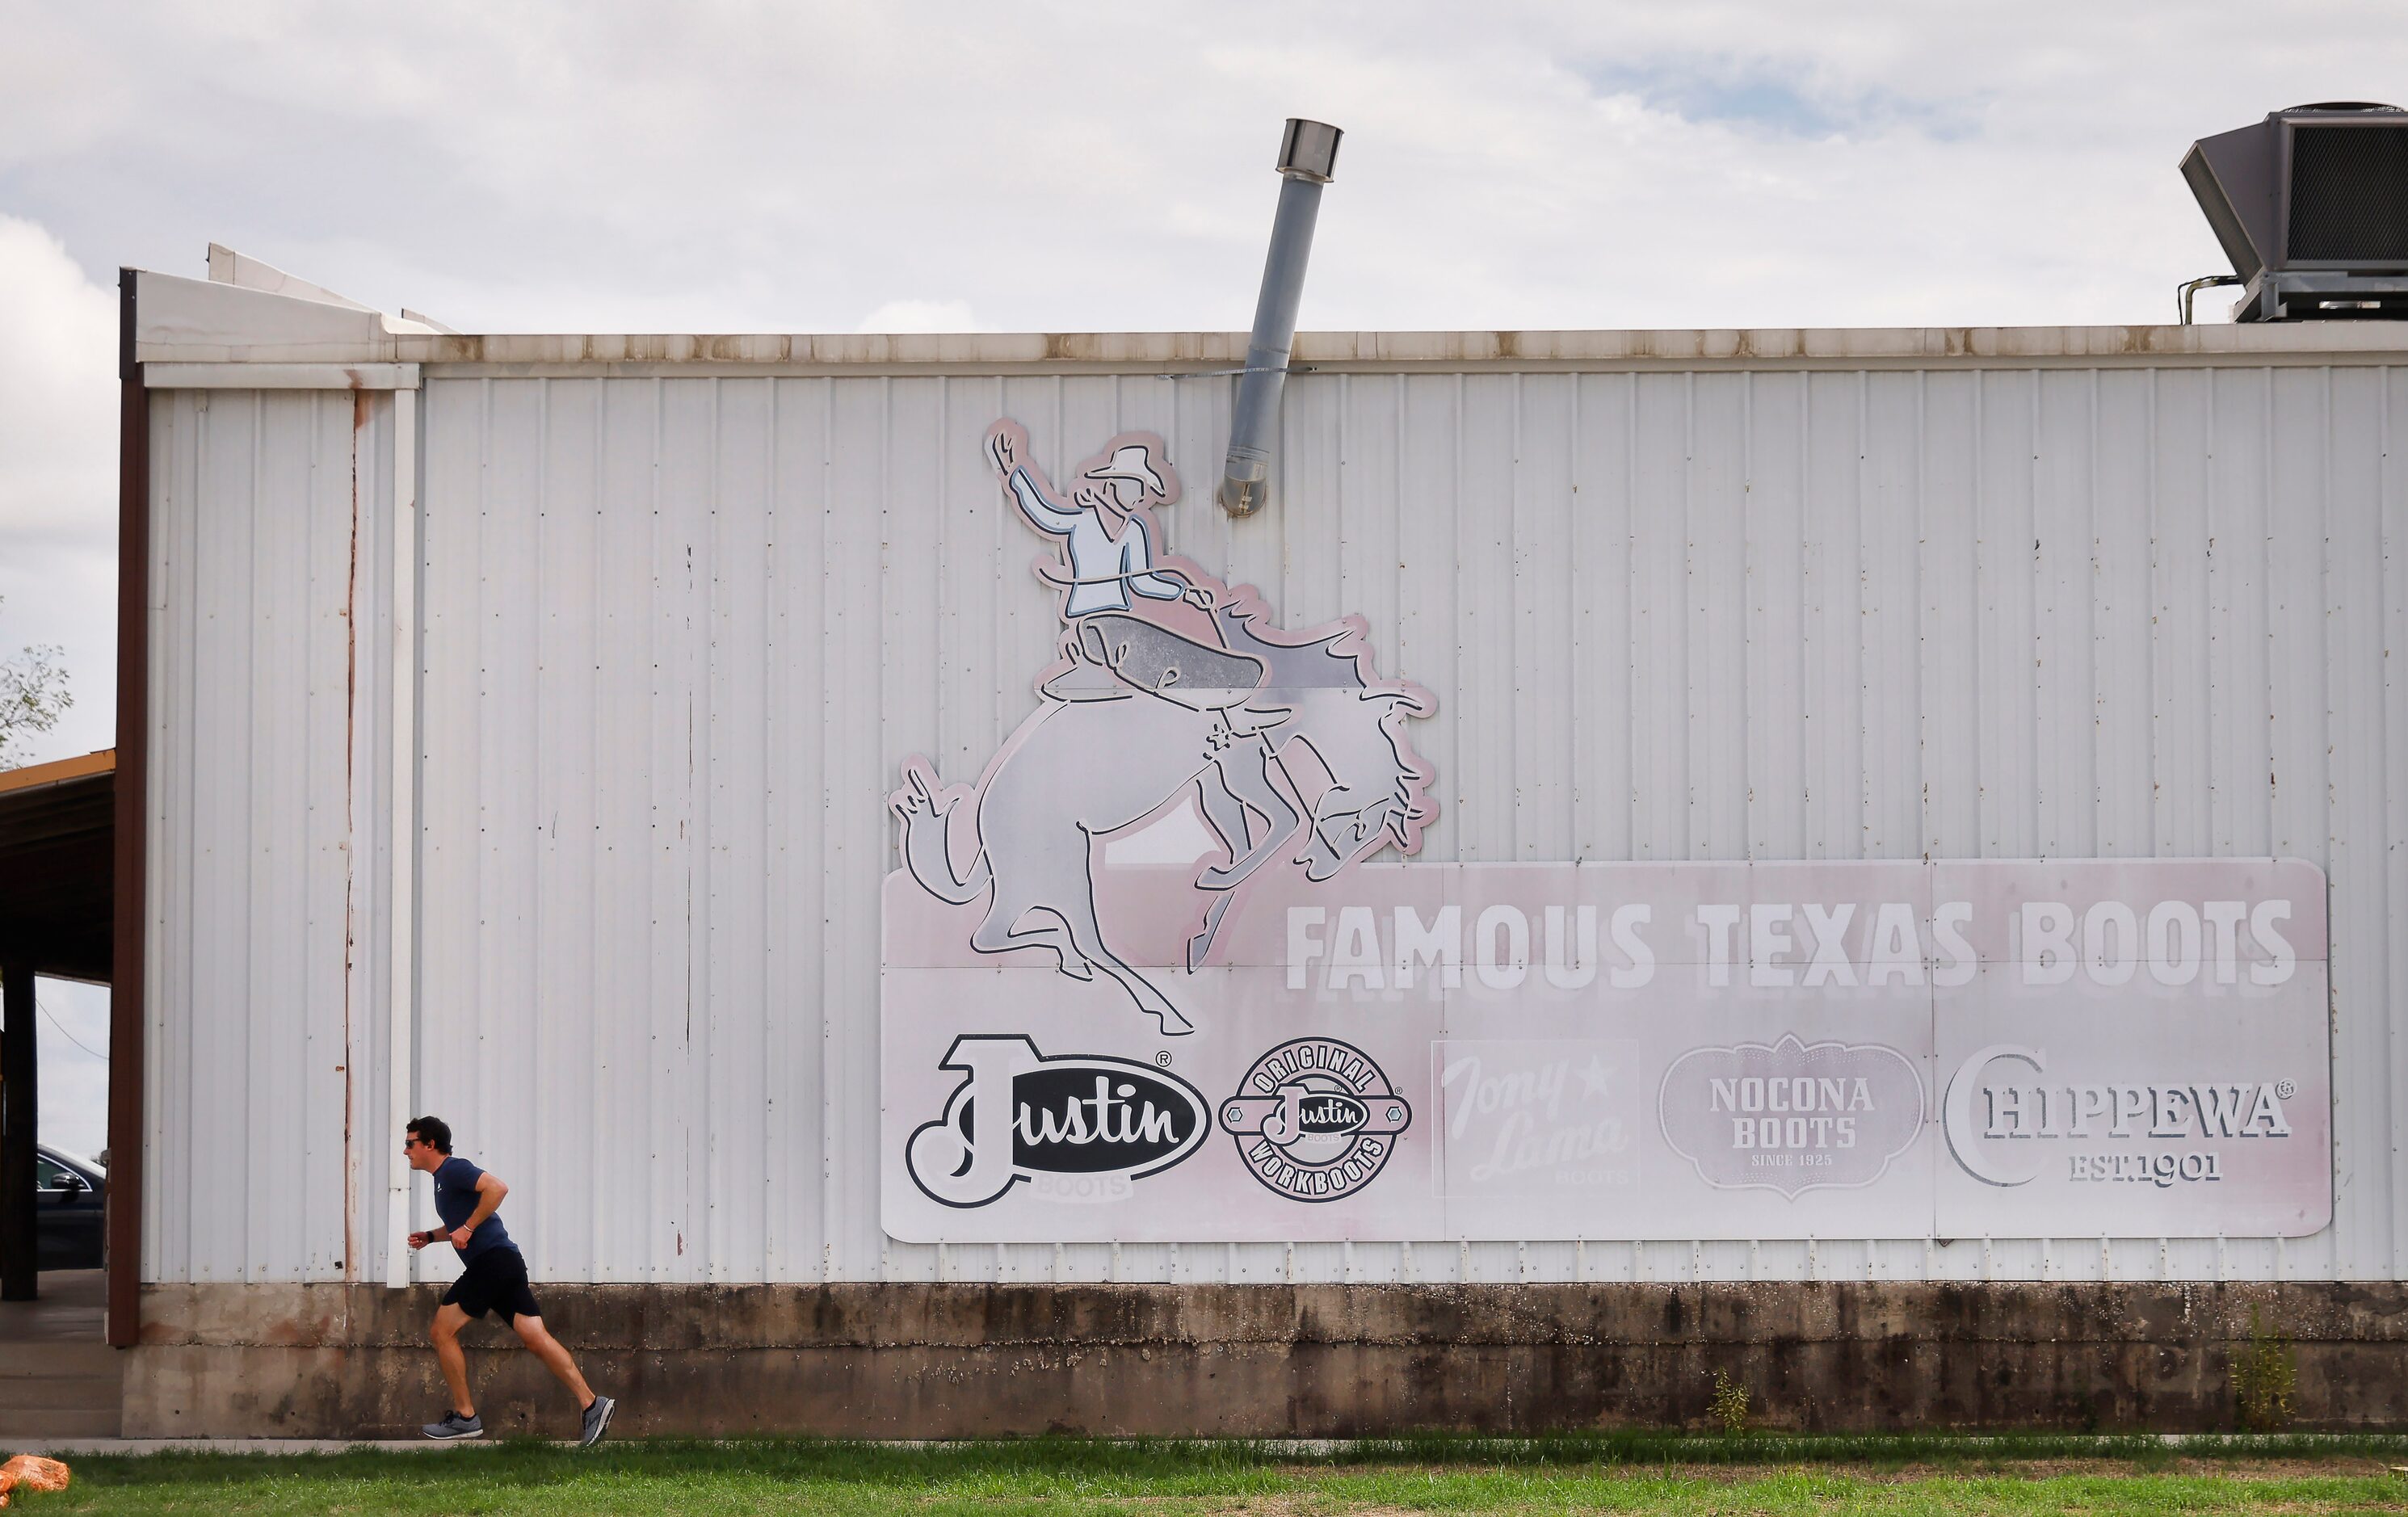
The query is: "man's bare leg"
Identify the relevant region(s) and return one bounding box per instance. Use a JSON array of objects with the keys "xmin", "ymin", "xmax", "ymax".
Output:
[
  {"xmin": 431, "ymin": 1303, "xmax": 477, "ymax": 1417},
  {"xmin": 511, "ymin": 1313, "xmax": 595, "ymax": 1407}
]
